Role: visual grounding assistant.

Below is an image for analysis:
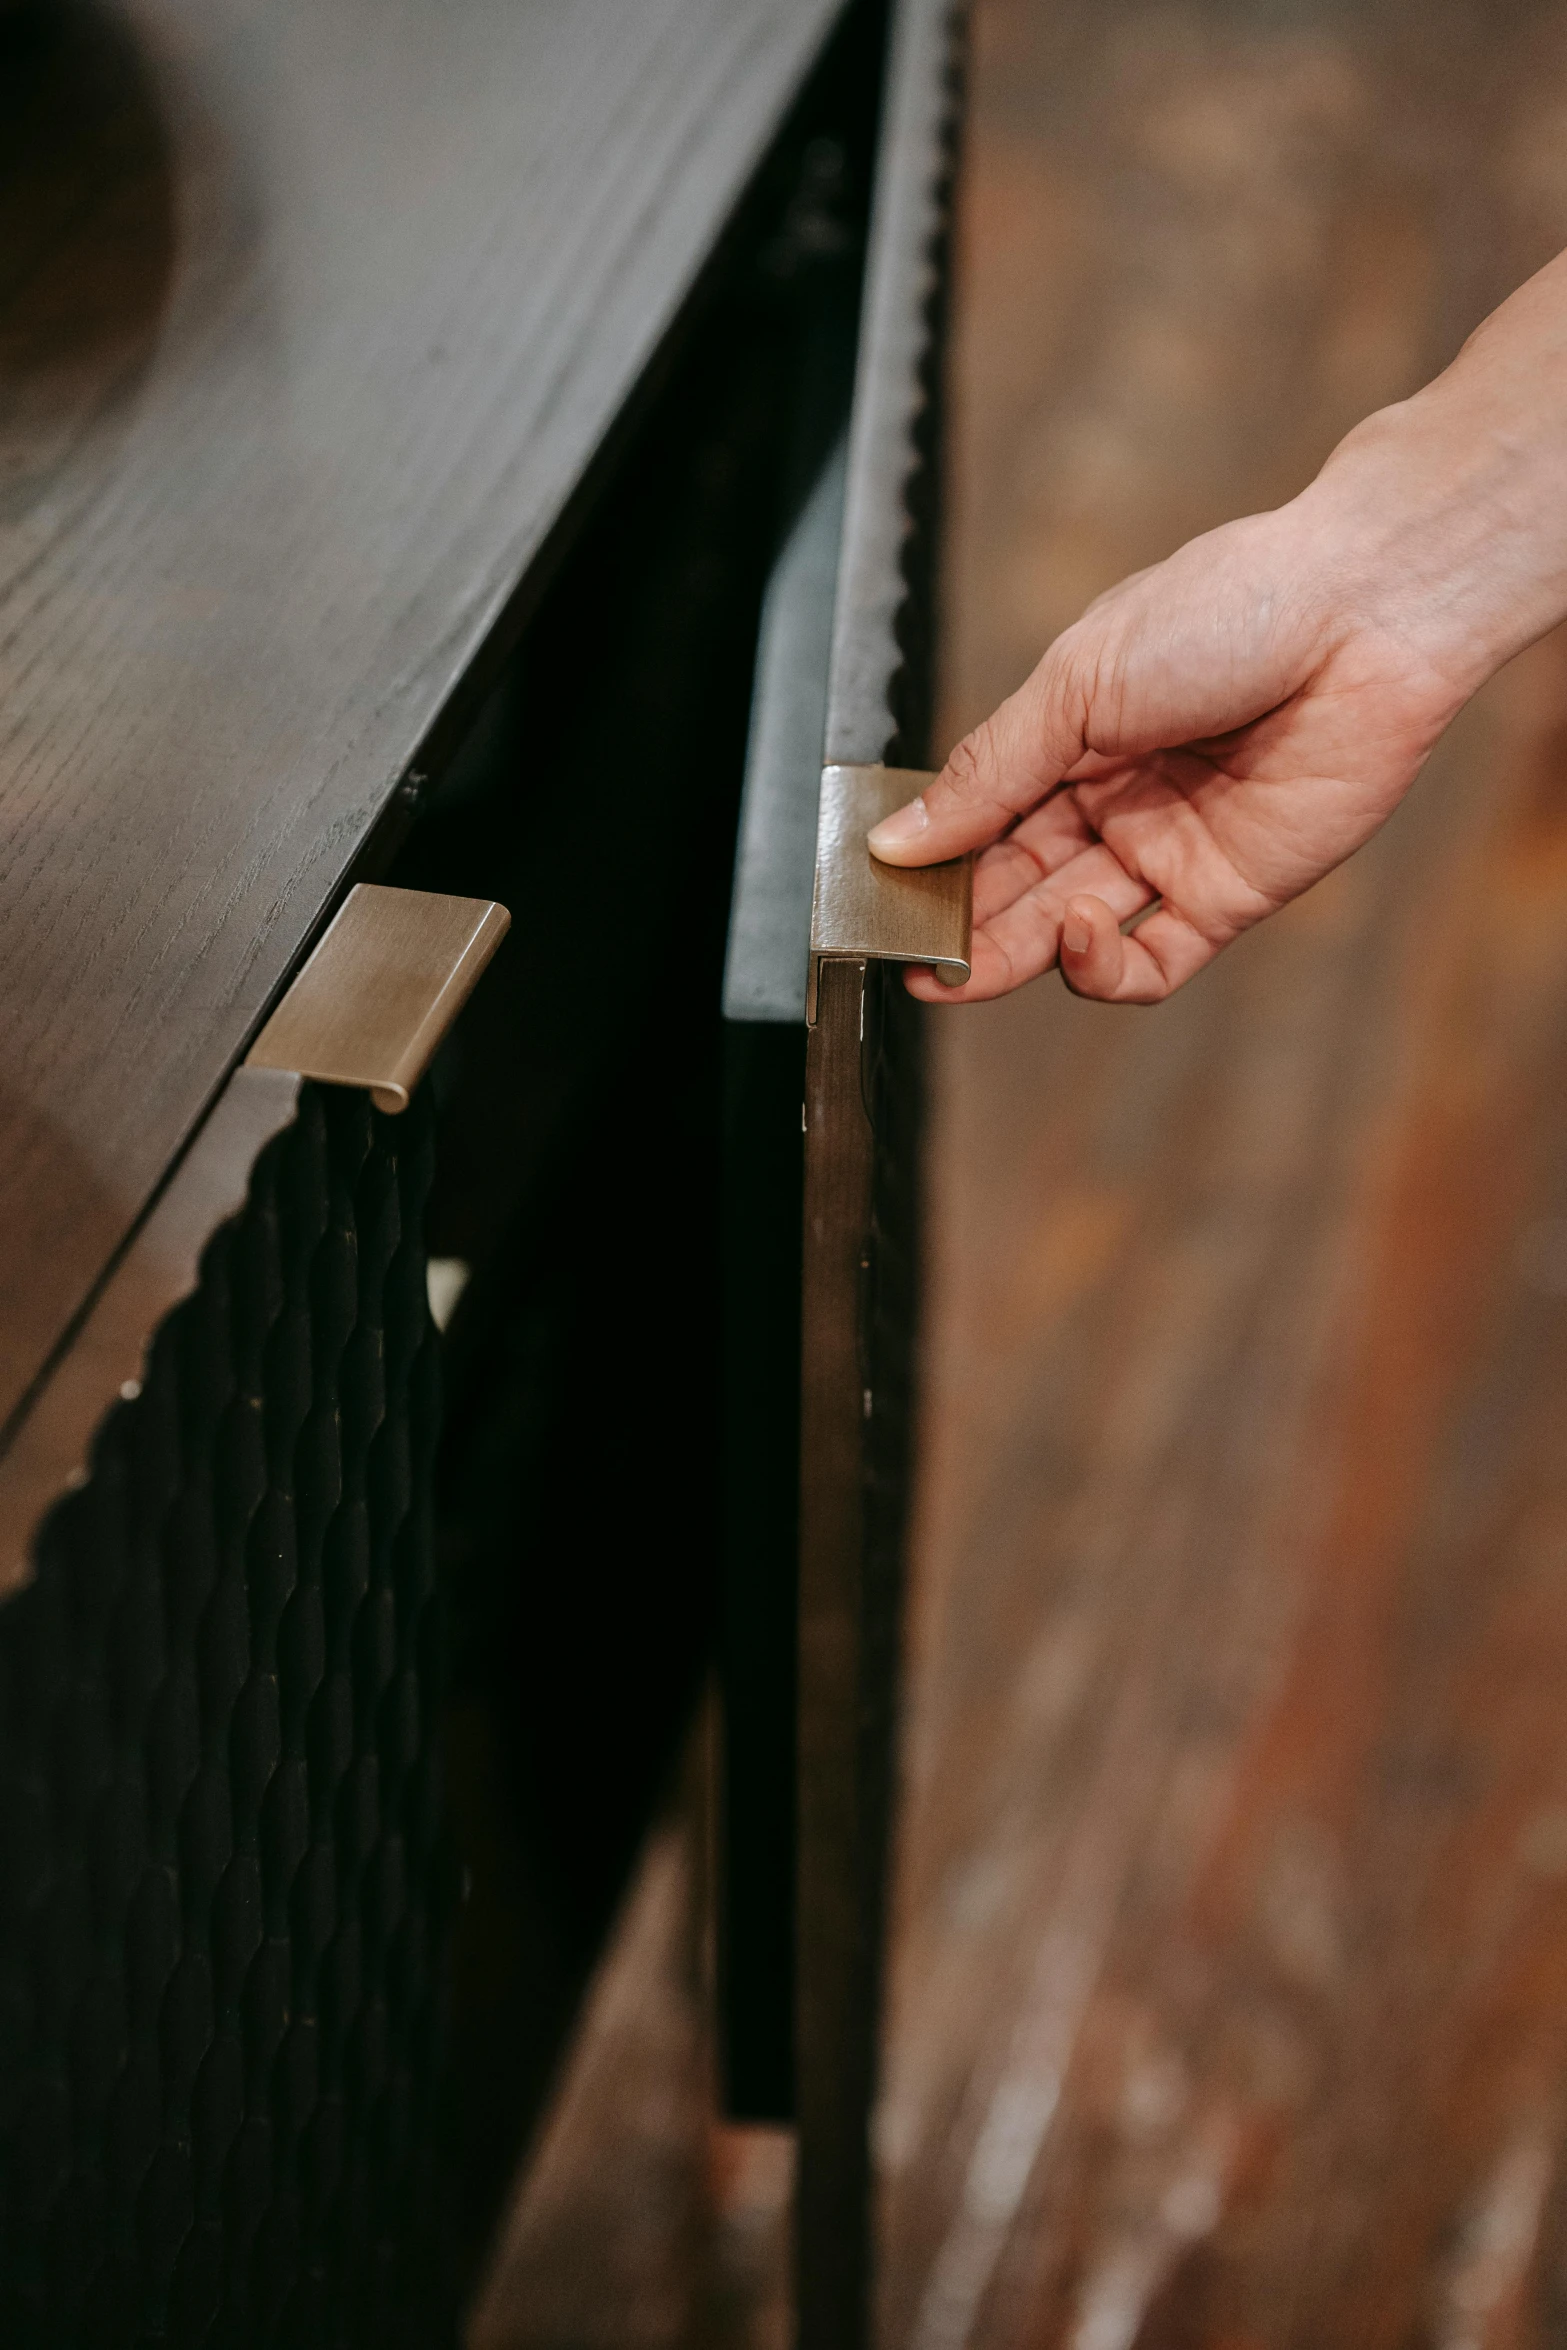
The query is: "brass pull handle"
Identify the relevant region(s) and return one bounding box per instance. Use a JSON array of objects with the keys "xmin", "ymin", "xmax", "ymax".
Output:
[
  {"xmin": 247, "ymin": 882, "xmax": 511, "ymax": 1111},
  {"xmin": 807, "ymin": 763, "xmax": 971, "ymax": 1023}
]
